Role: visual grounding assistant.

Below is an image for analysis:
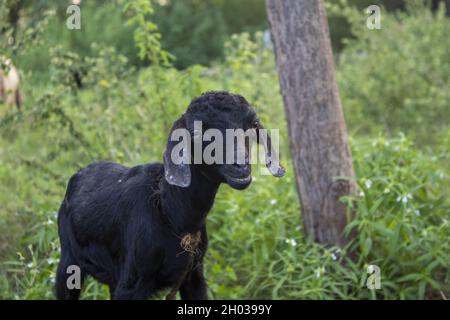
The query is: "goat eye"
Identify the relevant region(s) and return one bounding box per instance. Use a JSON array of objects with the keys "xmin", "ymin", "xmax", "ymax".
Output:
[{"xmin": 253, "ymin": 120, "xmax": 260, "ymax": 128}]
